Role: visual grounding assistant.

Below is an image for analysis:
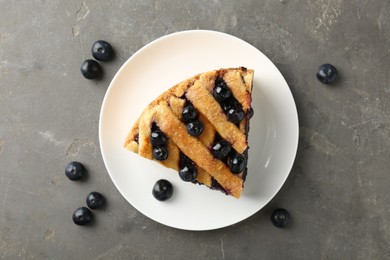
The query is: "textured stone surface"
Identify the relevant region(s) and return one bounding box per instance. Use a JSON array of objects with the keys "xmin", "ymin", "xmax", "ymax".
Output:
[{"xmin": 1, "ymin": 0, "xmax": 389, "ymax": 259}]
